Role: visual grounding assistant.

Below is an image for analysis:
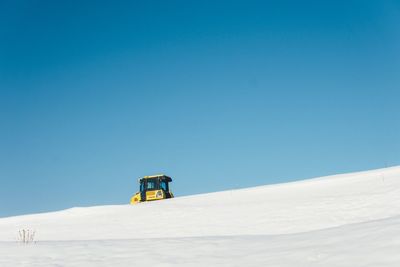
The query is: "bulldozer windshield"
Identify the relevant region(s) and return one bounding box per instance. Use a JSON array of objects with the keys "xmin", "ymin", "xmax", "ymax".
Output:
[
  {"xmin": 146, "ymin": 180, "xmax": 157, "ymax": 190},
  {"xmin": 140, "ymin": 178, "xmax": 159, "ymax": 191}
]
